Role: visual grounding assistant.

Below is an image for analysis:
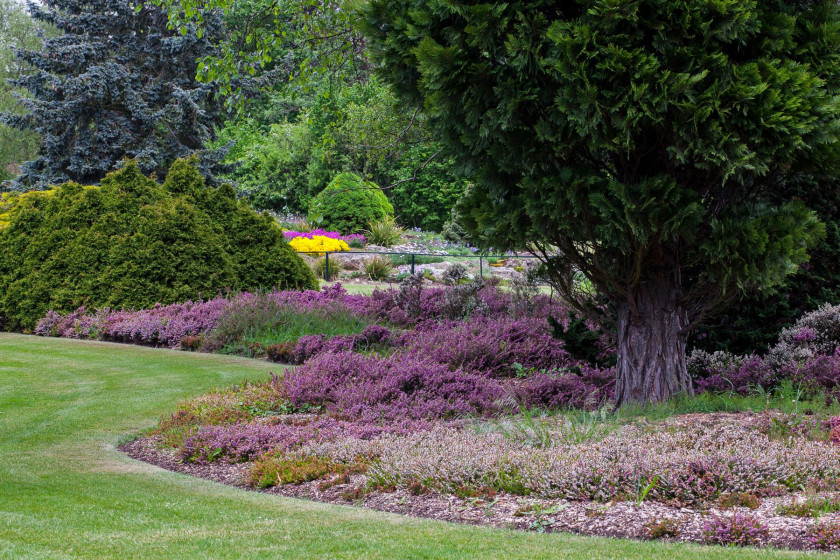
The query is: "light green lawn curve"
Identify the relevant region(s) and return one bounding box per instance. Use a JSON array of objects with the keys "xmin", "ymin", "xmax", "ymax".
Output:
[{"xmin": 0, "ymin": 333, "xmax": 820, "ymax": 559}]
